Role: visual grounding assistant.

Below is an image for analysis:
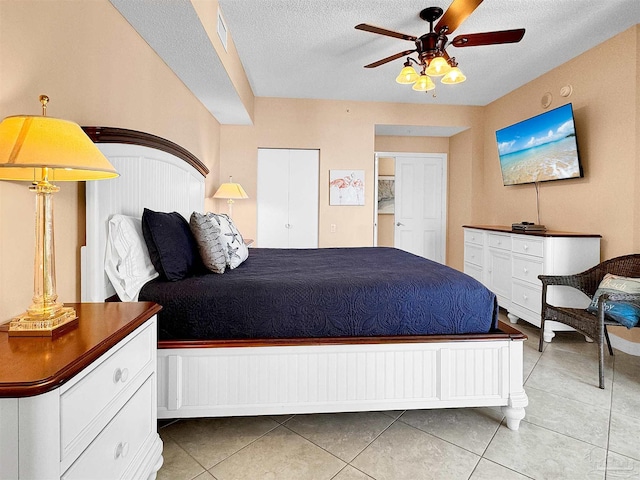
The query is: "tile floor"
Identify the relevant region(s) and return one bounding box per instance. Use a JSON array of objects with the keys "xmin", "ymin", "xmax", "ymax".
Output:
[{"xmin": 157, "ymin": 313, "xmax": 640, "ymax": 480}]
